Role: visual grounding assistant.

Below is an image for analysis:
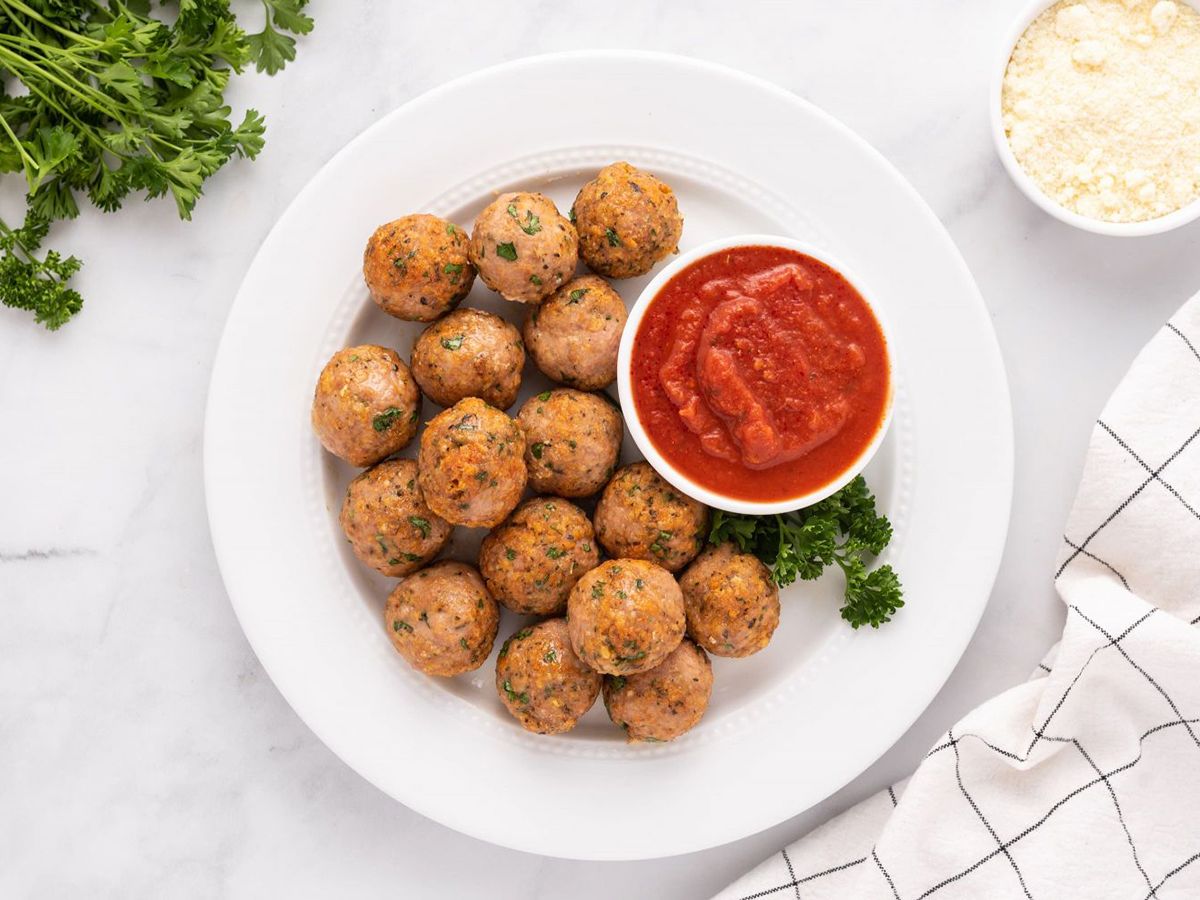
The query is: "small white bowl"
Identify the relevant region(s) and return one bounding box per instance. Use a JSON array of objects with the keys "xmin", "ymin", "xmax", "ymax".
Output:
[
  {"xmin": 616, "ymin": 234, "xmax": 895, "ymax": 516},
  {"xmin": 991, "ymin": 0, "xmax": 1200, "ymax": 237}
]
